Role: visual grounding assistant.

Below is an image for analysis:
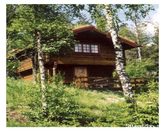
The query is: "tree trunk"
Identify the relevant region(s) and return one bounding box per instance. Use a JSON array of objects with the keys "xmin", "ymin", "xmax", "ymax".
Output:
[
  {"xmin": 137, "ymin": 47, "xmax": 142, "ymax": 61},
  {"xmin": 105, "ymin": 5, "xmax": 133, "ymax": 97},
  {"xmin": 36, "ymin": 31, "xmax": 47, "ymax": 113},
  {"xmin": 134, "ymin": 21, "xmax": 142, "ymax": 61},
  {"xmin": 32, "ymin": 51, "xmax": 38, "ymax": 83}
]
